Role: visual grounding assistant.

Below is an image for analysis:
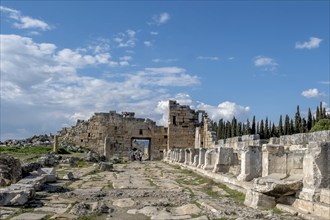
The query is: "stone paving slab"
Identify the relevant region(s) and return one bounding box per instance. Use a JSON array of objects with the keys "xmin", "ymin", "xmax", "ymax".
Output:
[{"xmin": 11, "ymin": 213, "xmax": 47, "ymax": 220}]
